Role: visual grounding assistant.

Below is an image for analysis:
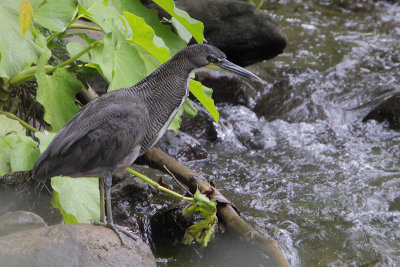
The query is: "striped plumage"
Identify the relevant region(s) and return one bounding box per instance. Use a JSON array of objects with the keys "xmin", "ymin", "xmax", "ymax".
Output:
[
  {"xmin": 31, "ymin": 44, "xmax": 259, "ymax": 244},
  {"xmin": 33, "ymin": 44, "xmax": 226, "ymax": 181}
]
